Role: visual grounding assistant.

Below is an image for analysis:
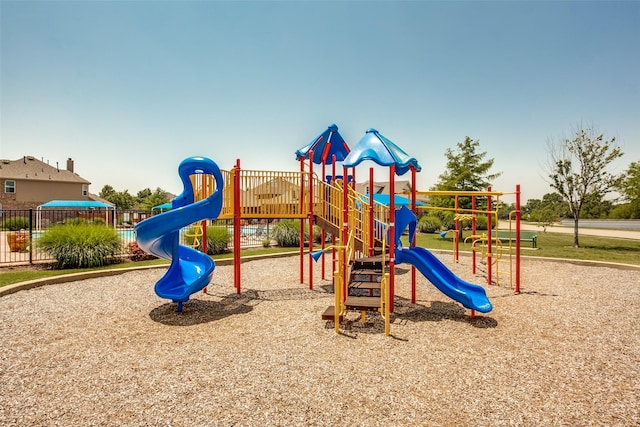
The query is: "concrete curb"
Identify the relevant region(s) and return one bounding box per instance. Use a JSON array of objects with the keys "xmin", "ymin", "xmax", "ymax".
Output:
[
  {"xmin": 0, "ymin": 251, "xmax": 299, "ymax": 298},
  {"xmin": 1, "ymin": 250, "xmax": 638, "ymax": 298}
]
